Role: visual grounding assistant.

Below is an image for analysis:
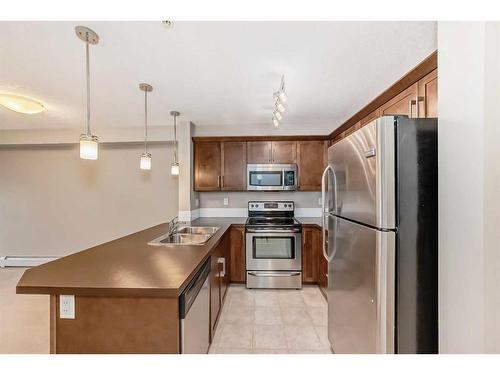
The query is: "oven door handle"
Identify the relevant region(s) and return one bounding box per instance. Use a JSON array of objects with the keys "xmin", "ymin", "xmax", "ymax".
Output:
[
  {"xmin": 248, "ymin": 272, "xmax": 301, "ymax": 277},
  {"xmin": 246, "ymin": 229, "xmax": 301, "ymax": 233}
]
